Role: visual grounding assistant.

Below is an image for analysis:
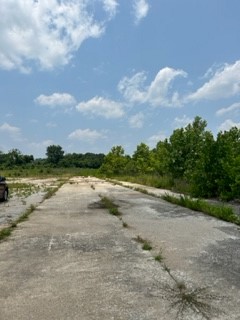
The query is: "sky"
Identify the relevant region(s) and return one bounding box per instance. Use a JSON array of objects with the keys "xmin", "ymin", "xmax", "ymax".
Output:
[{"xmin": 0, "ymin": 0, "xmax": 240, "ymax": 158}]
